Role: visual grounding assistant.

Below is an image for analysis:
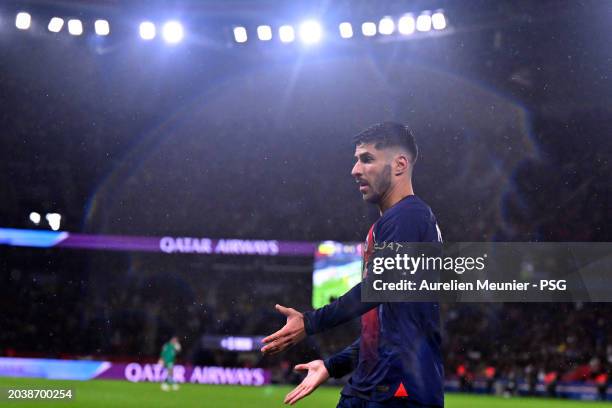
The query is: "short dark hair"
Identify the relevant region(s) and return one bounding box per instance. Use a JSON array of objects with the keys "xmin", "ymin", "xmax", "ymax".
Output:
[{"xmin": 353, "ymin": 122, "xmax": 418, "ymax": 163}]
